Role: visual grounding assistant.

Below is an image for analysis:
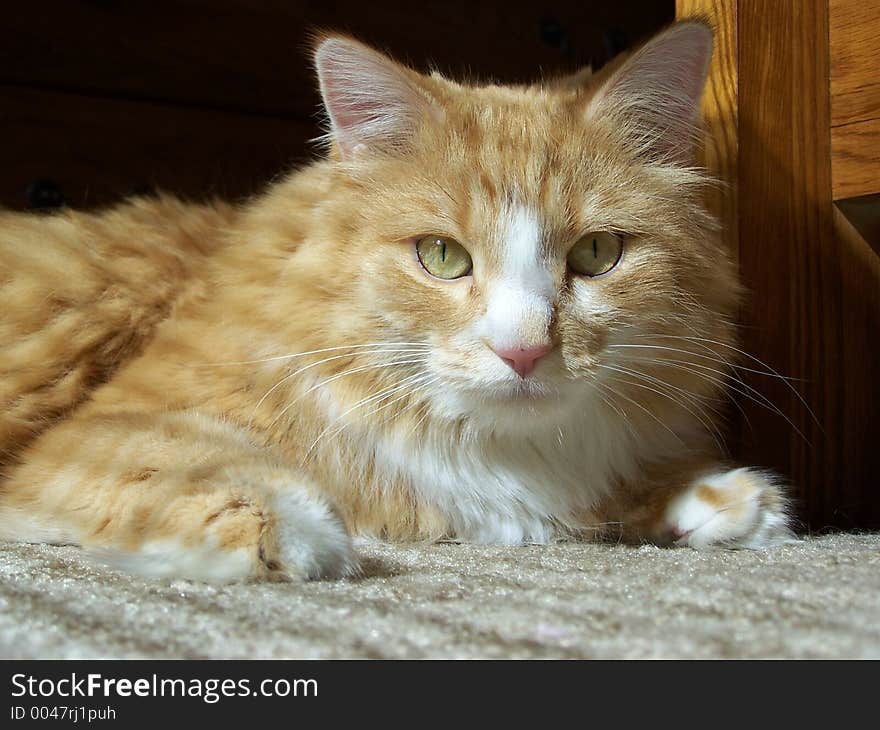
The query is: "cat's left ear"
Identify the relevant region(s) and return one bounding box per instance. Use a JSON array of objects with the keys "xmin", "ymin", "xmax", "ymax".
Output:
[
  {"xmin": 586, "ymin": 20, "xmax": 713, "ymax": 164},
  {"xmin": 313, "ymin": 36, "xmax": 441, "ymax": 159}
]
